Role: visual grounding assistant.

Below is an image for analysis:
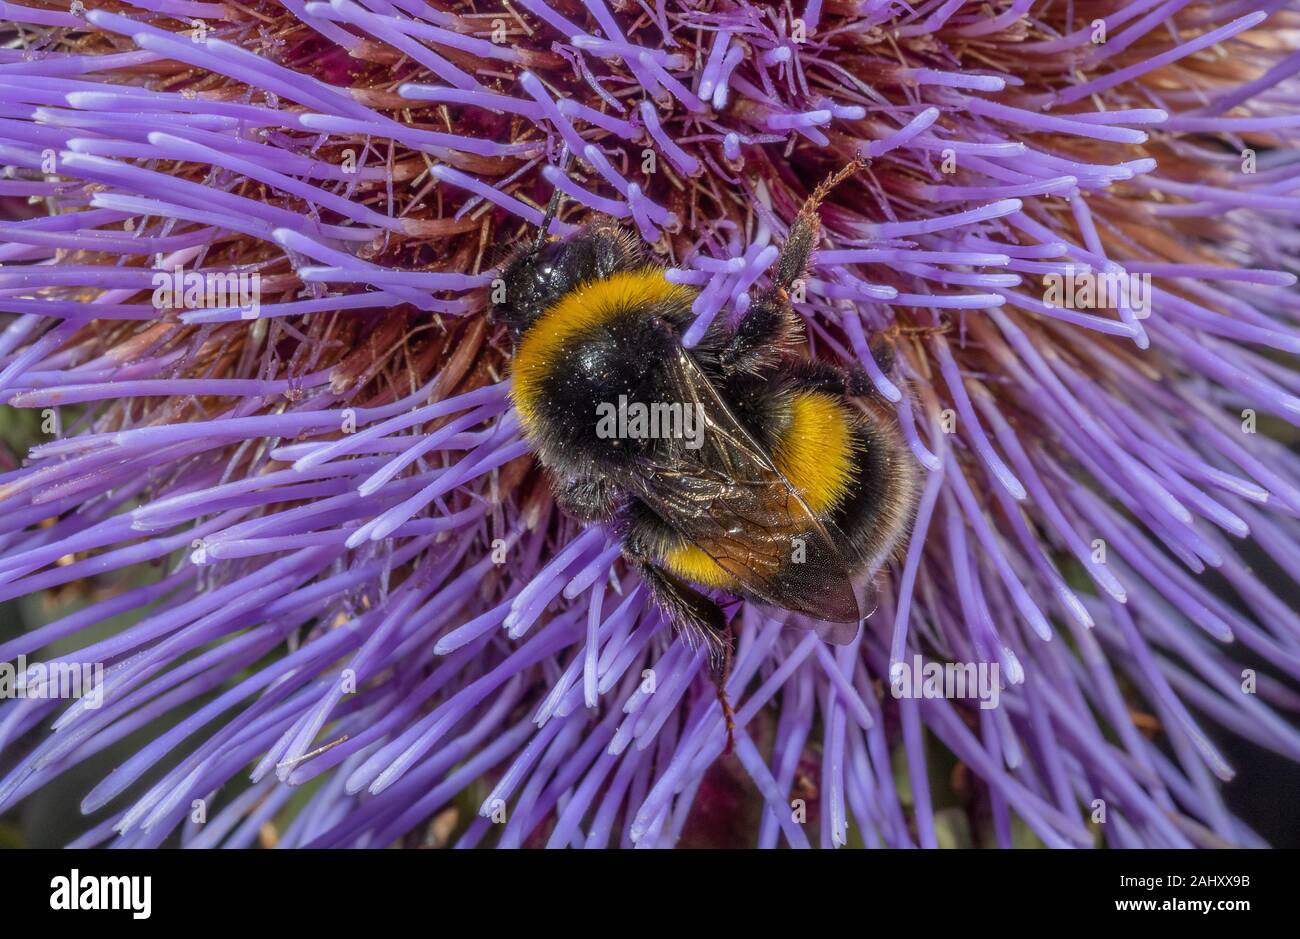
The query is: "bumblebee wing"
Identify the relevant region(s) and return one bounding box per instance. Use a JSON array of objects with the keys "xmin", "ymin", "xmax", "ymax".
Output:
[
  {"xmin": 795, "ymin": 593, "xmax": 876, "ymax": 644},
  {"xmin": 616, "ymin": 348, "xmax": 861, "ymax": 628}
]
